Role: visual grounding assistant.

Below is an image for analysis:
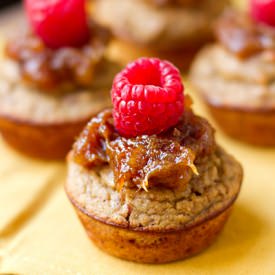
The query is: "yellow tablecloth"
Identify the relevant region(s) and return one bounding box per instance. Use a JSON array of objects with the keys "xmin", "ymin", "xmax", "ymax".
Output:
[{"xmin": 1, "ymin": 2, "xmax": 275, "ymax": 274}]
